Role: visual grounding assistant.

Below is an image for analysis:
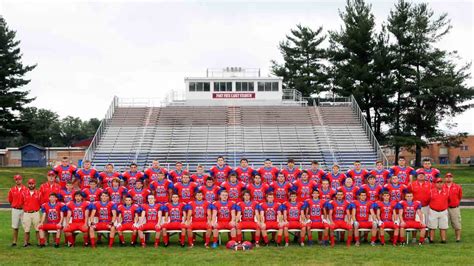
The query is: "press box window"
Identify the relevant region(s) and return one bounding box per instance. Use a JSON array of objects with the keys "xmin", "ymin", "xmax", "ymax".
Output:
[
  {"xmin": 214, "ymin": 82, "xmax": 233, "ymax": 92},
  {"xmin": 189, "ymin": 82, "xmax": 210, "ymax": 92},
  {"xmin": 236, "ymin": 82, "xmax": 254, "ymax": 92},
  {"xmin": 257, "ymin": 82, "xmax": 279, "ymax": 91}
]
